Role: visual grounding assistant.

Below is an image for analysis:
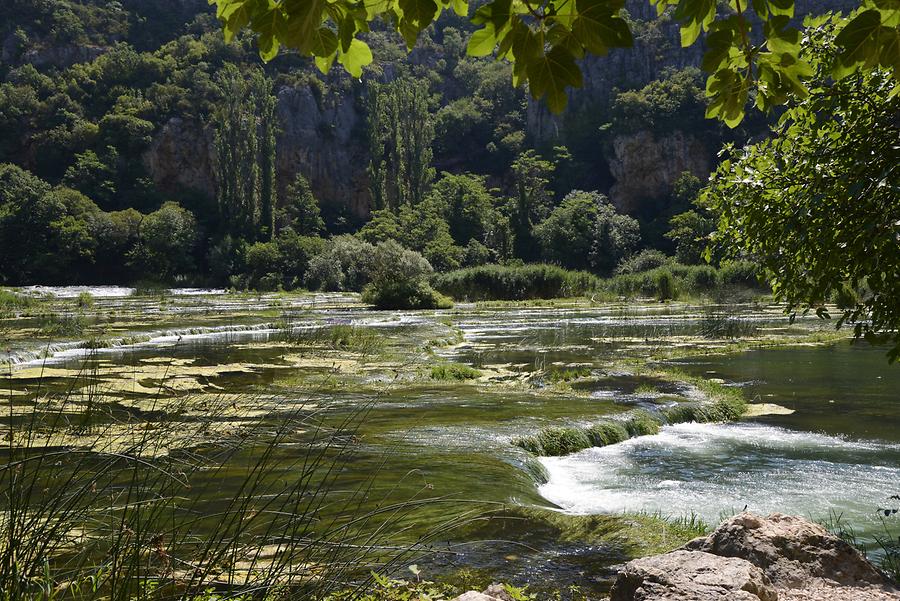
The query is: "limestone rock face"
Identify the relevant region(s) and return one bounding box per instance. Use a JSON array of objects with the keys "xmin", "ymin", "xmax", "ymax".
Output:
[
  {"xmin": 607, "ymin": 130, "xmax": 710, "ymax": 213},
  {"xmin": 610, "ymin": 549, "xmax": 777, "ymax": 601},
  {"xmin": 143, "ymin": 117, "xmax": 216, "ymax": 199},
  {"xmin": 143, "ymin": 84, "xmax": 371, "ymax": 218},
  {"xmin": 275, "ymin": 84, "xmax": 370, "ymax": 219}
]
